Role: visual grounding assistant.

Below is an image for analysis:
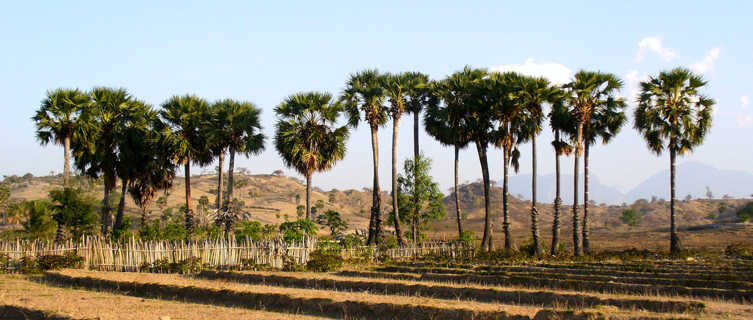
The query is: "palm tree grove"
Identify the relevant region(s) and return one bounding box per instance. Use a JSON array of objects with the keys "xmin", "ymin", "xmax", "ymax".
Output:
[{"xmin": 2, "ymin": 3, "xmax": 752, "ymax": 319}]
